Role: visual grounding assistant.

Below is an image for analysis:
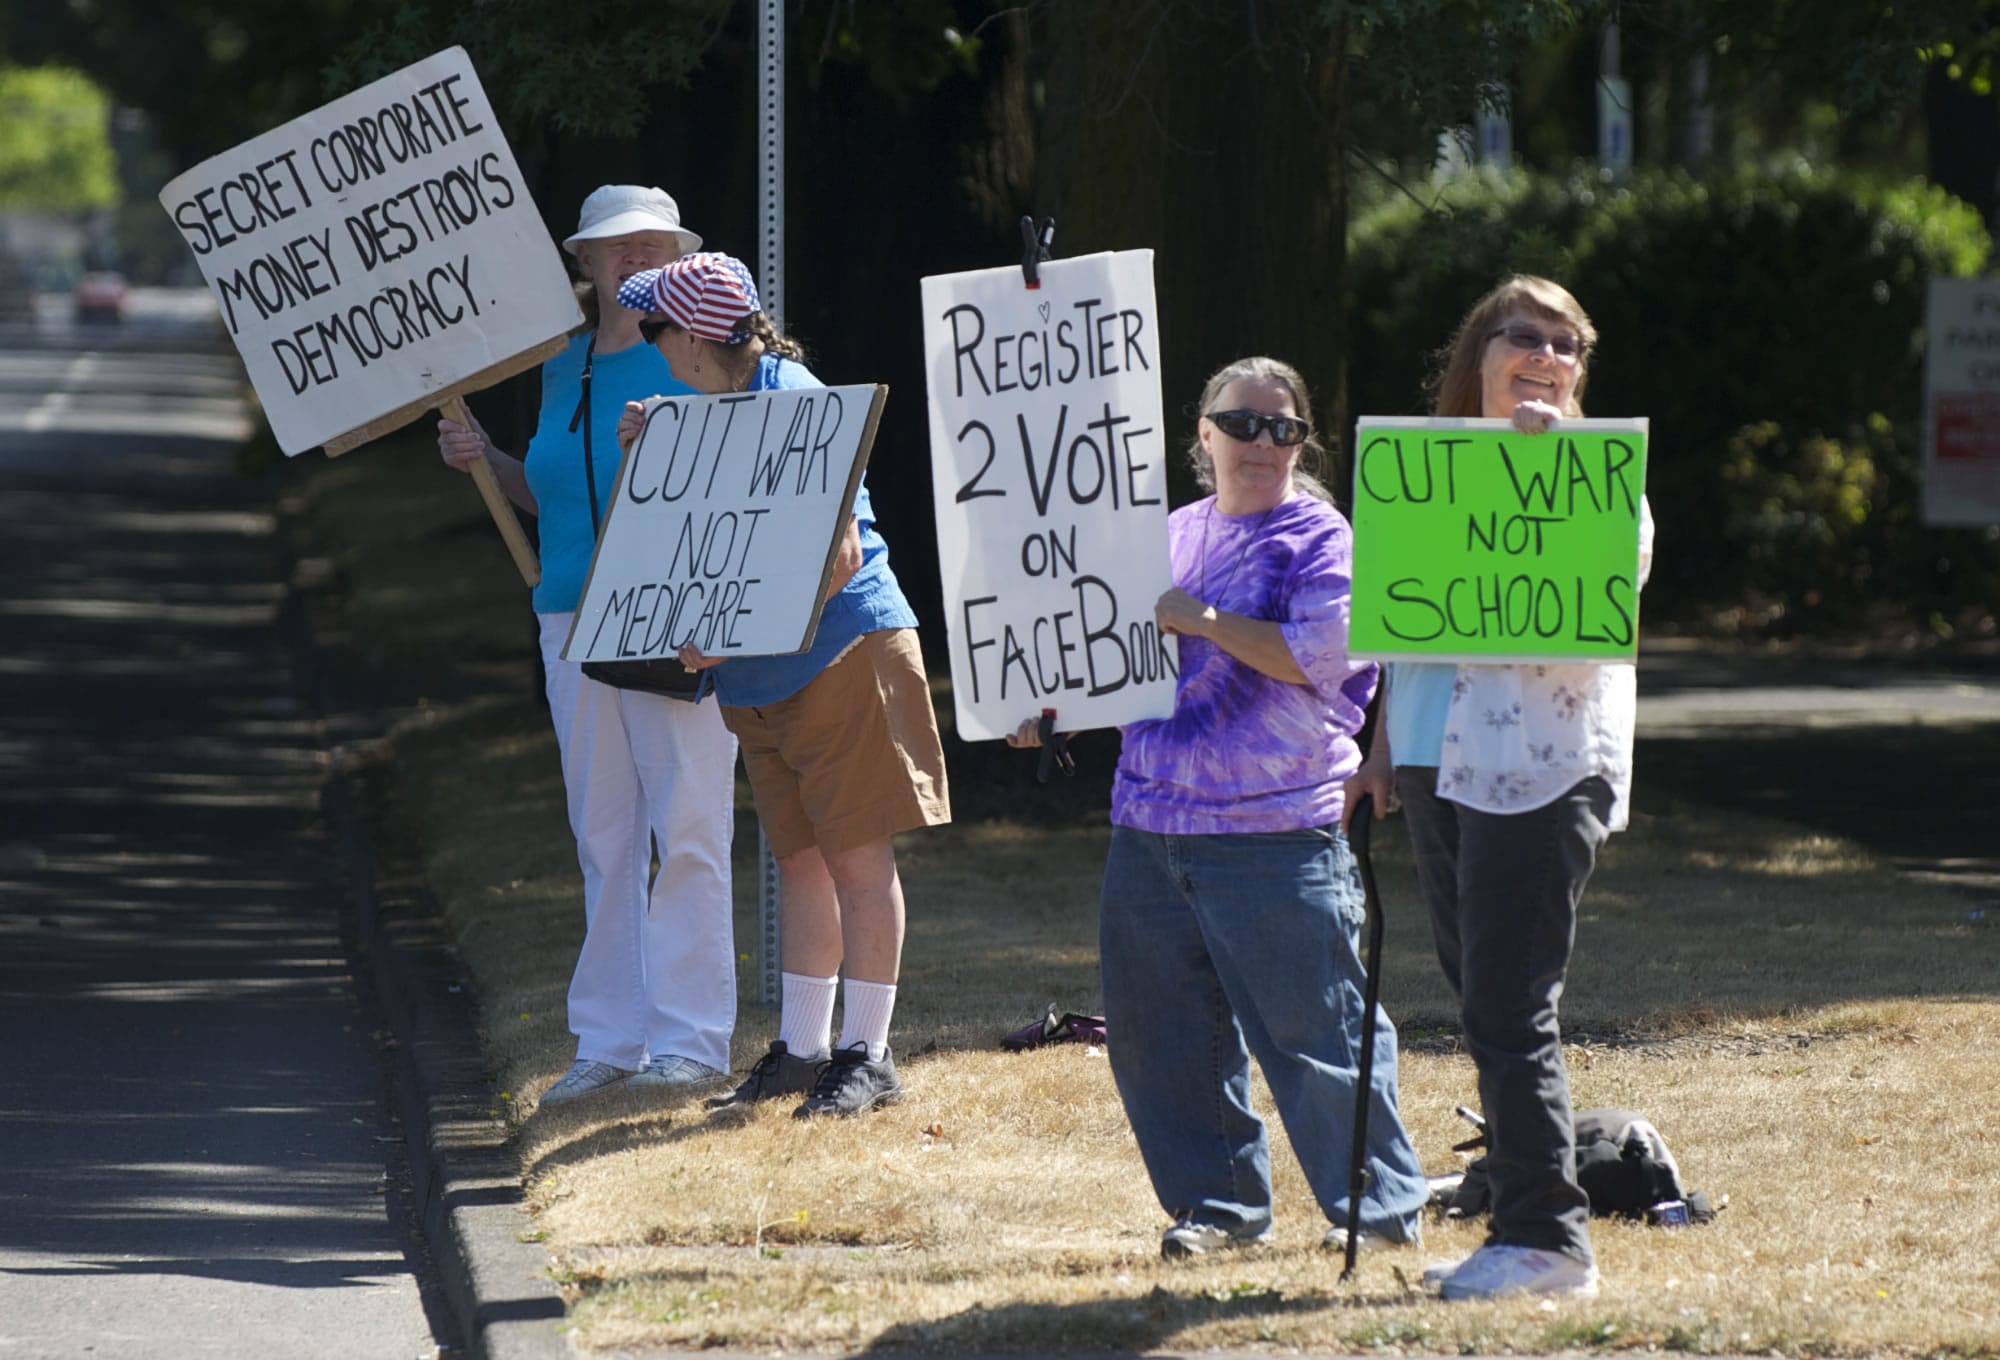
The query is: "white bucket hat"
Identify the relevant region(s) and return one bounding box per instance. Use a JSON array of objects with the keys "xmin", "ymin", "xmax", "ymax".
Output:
[{"xmin": 562, "ymin": 184, "xmax": 702, "ymax": 256}]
